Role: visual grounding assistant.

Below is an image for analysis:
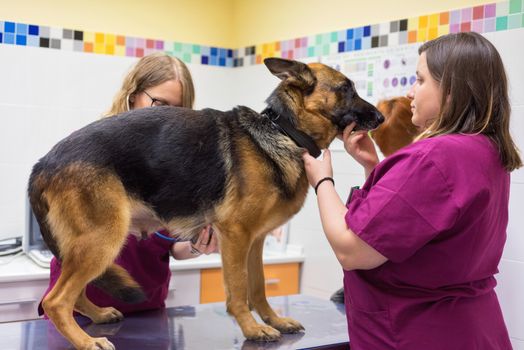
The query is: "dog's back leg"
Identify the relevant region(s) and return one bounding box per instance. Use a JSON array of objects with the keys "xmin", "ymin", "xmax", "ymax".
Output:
[
  {"xmin": 220, "ymin": 227, "xmax": 281, "ymax": 341},
  {"xmin": 41, "ymin": 172, "xmax": 132, "ymax": 350},
  {"xmin": 247, "ymin": 235, "xmax": 304, "ymax": 334},
  {"xmin": 42, "ymin": 228, "xmax": 128, "ymax": 350}
]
